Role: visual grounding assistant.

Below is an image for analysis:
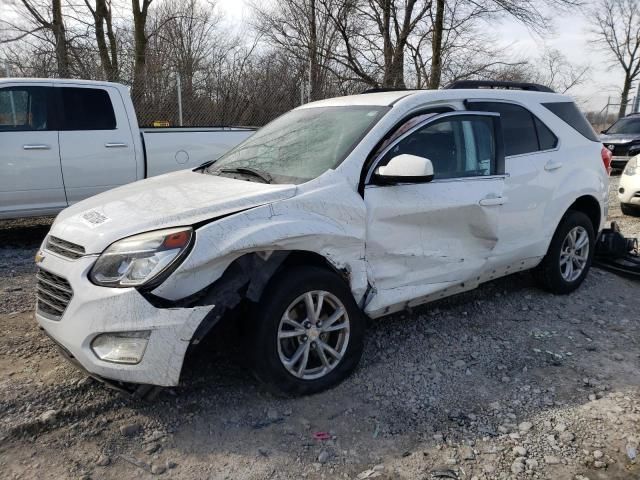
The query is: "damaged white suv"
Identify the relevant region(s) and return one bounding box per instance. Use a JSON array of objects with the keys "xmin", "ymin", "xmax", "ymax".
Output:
[{"xmin": 35, "ymin": 81, "xmax": 609, "ymax": 396}]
